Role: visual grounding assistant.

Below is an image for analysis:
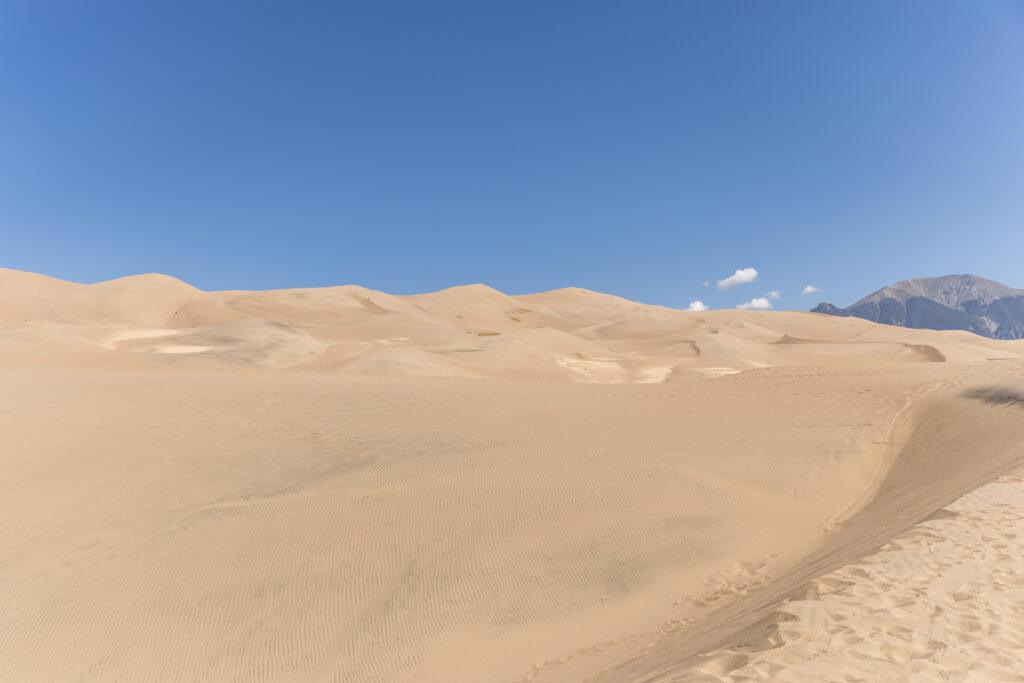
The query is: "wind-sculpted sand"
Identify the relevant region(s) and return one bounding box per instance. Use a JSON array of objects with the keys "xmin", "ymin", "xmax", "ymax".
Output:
[
  {"xmin": 679, "ymin": 470, "xmax": 1024, "ymax": 681},
  {"xmin": 1, "ymin": 268, "xmax": 1023, "ymax": 681}
]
